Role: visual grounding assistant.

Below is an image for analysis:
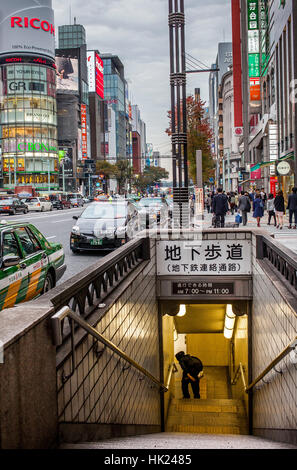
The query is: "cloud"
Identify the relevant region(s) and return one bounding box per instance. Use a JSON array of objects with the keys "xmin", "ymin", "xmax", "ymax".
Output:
[{"xmin": 52, "ymin": 0, "xmax": 231, "ymax": 153}]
